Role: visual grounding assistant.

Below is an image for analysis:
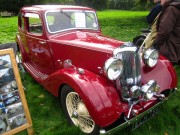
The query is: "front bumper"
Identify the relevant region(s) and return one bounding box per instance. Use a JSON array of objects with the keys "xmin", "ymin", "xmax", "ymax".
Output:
[{"xmin": 100, "ymin": 89, "xmax": 177, "ymax": 135}]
